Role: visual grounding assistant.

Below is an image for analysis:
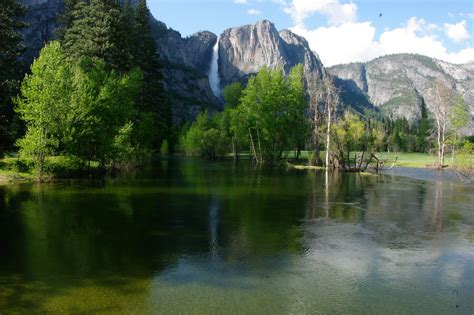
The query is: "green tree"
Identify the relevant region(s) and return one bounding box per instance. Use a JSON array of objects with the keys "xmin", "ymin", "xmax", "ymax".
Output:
[
  {"xmin": 62, "ymin": 0, "xmax": 130, "ymax": 72},
  {"xmin": 15, "ymin": 42, "xmax": 72, "ymax": 174},
  {"xmin": 181, "ymin": 110, "xmax": 222, "ymax": 160},
  {"xmin": 223, "ymin": 82, "xmax": 243, "ymax": 108},
  {"xmin": 64, "ymin": 59, "xmax": 142, "ymax": 168},
  {"xmin": 331, "ymin": 112, "xmax": 383, "ymax": 171},
  {"xmin": 449, "ymin": 94, "xmax": 470, "ymax": 161},
  {"xmin": 231, "ymin": 66, "xmax": 307, "ymax": 164},
  {"xmin": 416, "ymin": 99, "xmax": 431, "ymax": 152},
  {"xmin": 287, "ymin": 65, "xmax": 309, "ymax": 160},
  {"xmin": 0, "ymin": 0, "xmax": 26, "ymax": 154},
  {"xmin": 131, "ymin": 0, "xmax": 170, "ymax": 151},
  {"xmin": 16, "ymin": 41, "xmax": 143, "ymax": 174}
]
